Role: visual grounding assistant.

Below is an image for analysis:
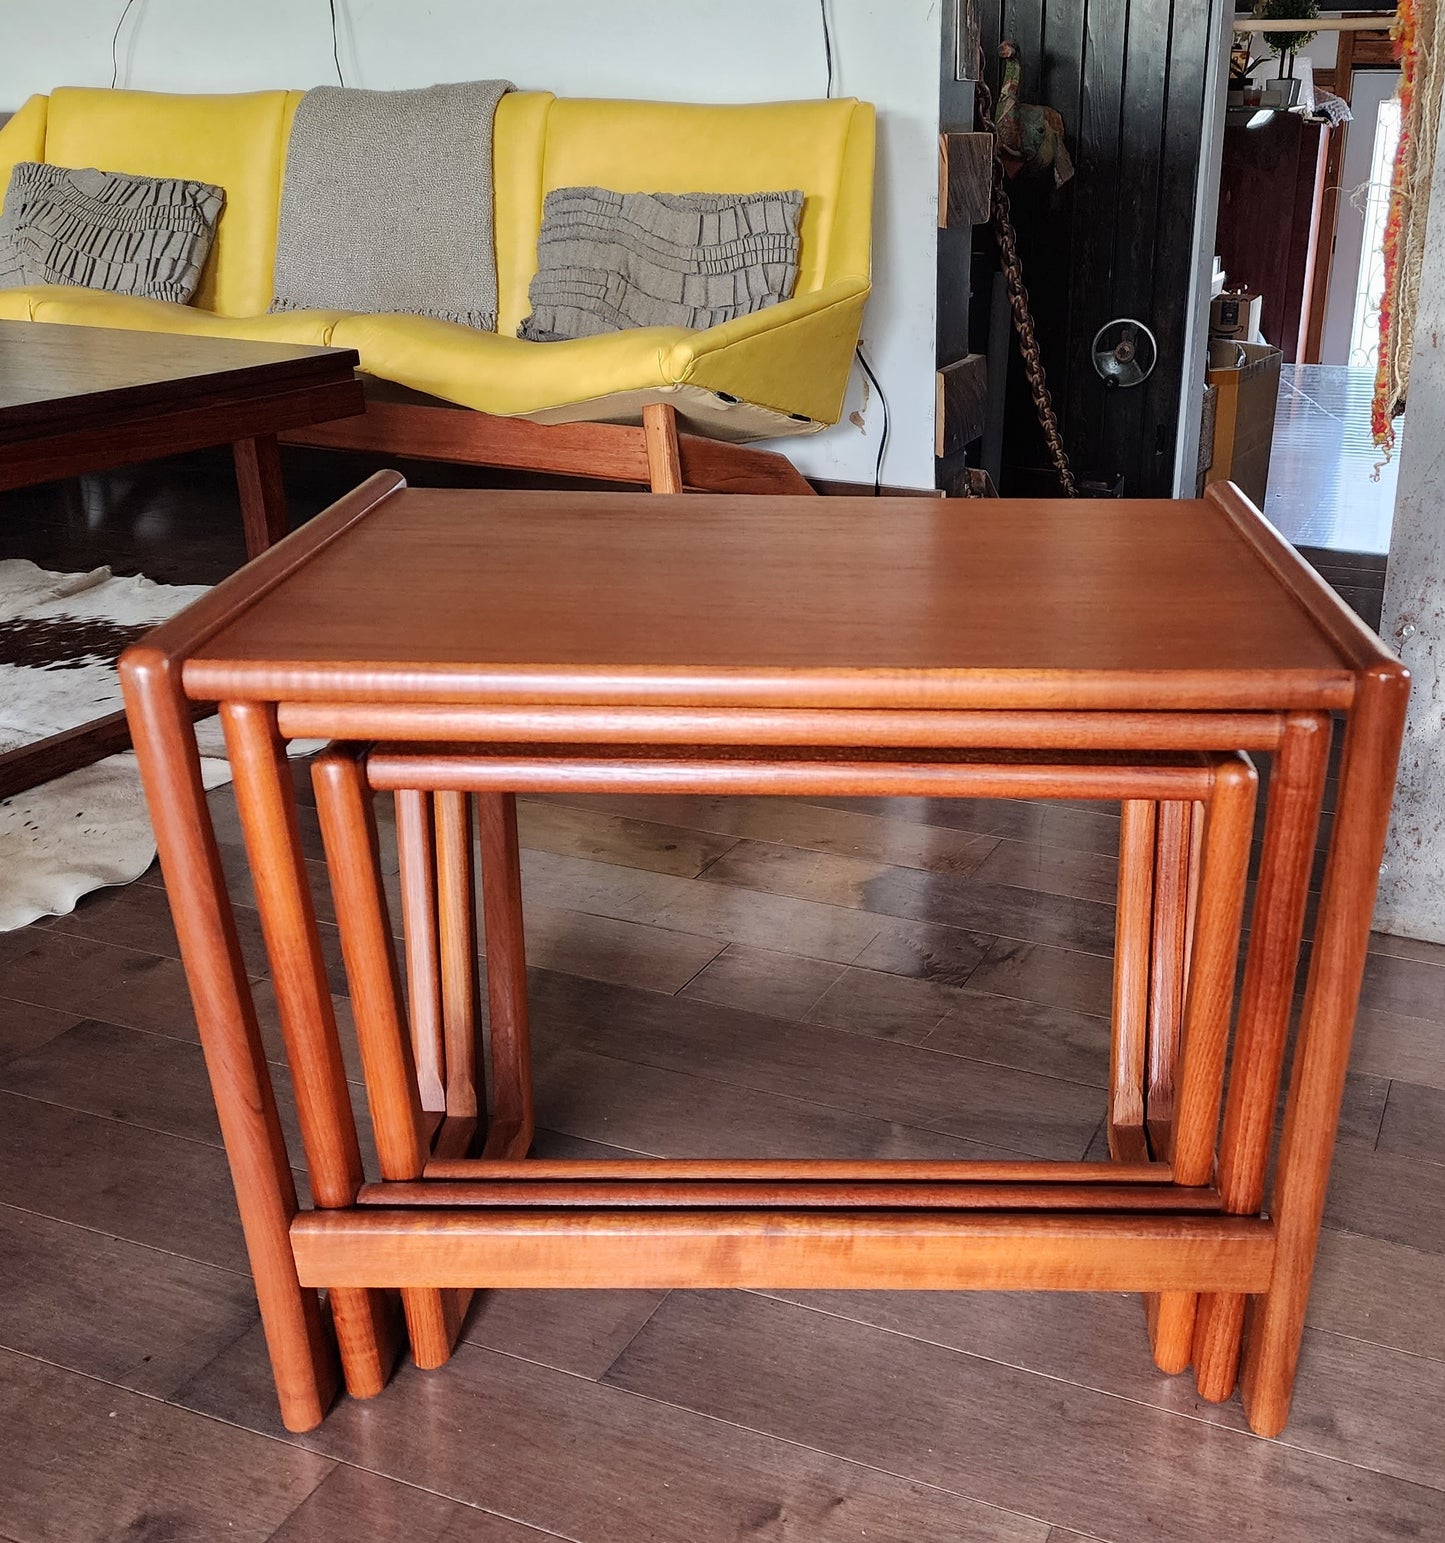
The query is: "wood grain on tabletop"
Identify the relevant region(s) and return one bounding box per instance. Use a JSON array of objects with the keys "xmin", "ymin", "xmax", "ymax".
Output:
[
  {"xmin": 0, "ymin": 318, "xmax": 353, "ymax": 430},
  {"xmin": 182, "ymin": 489, "xmax": 1348, "ymax": 697}
]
